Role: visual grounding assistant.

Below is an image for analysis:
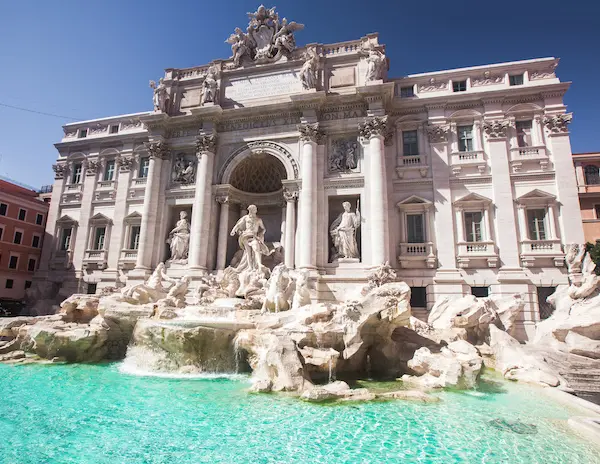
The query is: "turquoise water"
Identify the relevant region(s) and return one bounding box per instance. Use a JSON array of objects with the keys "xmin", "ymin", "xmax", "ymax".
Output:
[{"xmin": 0, "ymin": 363, "xmax": 598, "ymax": 464}]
